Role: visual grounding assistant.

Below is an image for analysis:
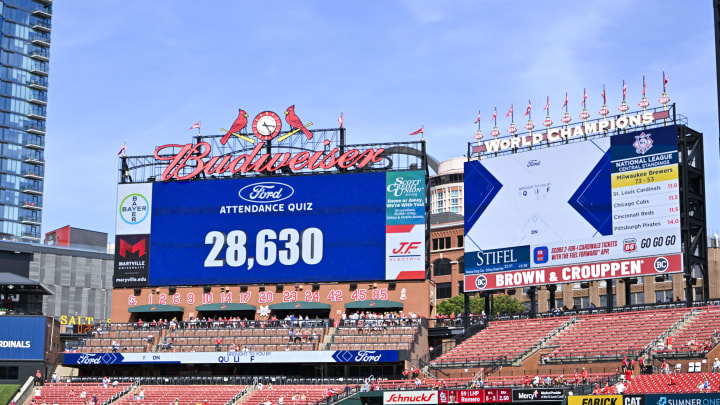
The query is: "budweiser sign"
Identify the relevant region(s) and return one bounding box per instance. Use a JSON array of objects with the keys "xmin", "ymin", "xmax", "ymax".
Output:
[
  {"xmin": 384, "ymin": 392, "xmax": 438, "ymax": 405},
  {"xmin": 154, "ymin": 141, "xmax": 385, "ymax": 181}
]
